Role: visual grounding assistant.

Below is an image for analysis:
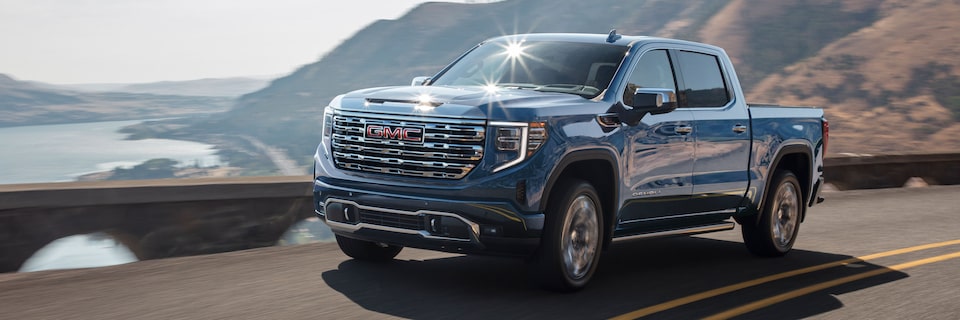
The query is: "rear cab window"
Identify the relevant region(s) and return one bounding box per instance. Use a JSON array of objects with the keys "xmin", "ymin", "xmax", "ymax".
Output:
[{"xmin": 675, "ymin": 51, "xmax": 730, "ymax": 108}]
